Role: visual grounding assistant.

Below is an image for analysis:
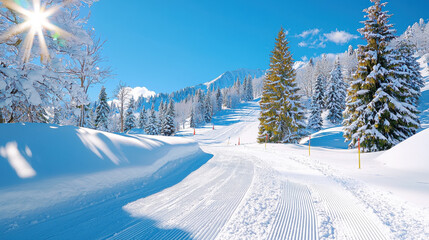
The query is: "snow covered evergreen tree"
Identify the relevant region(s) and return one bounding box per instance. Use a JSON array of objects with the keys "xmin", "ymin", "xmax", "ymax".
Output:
[
  {"xmin": 86, "ymin": 106, "xmax": 96, "ymax": 129},
  {"xmin": 194, "ymin": 89, "xmax": 205, "ymax": 124},
  {"xmin": 204, "ymin": 89, "xmax": 212, "ymax": 123},
  {"xmin": 327, "ymin": 58, "xmax": 346, "ymax": 124},
  {"xmin": 159, "ymin": 100, "xmax": 167, "ymax": 135},
  {"xmin": 313, "ymin": 75, "xmax": 325, "ymax": 110},
  {"xmin": 308, "ymin": 97, "xmax": 323, "ymax": 131},
  {"xmin": 343, "ymin": 0, "xmax": 420, "ymax": 152},
  {"xmin": 242, "ymin": 76, "xmax": 254, "ymax": 101},
  {"xmin": 163, "ymin": 100, "xmax": 176, "ymax": 136},
  {"xmin": 314, "ymin": 54, "xmax": 331, "ymax": 98},
  {"xmin": 145, "ymin": 103, "xmax": 158, "ymax": 135},
  {"xmin": 247, "ymin": 76, "xmax": 254, "ymax": 101},
  {"xmin": 234, "ymin": 77, "xmax": 241, "ymax": 100},
  {"xmin": 189, "ymin": 109, "xmax": 196, "ymax": 128},
  {"xmin": 124, "ymin": 97, "xmax": 136, "ymax": 132},
  {"xmin": 258, "ymin": 28, "xmax": 306, "ymax": 143},
  {"xmin": 95, "ymin": 86, "xmax": 110, "ymax": 131},
  {"xmin": 215, "ymin": 88, "xmax": 223, "ymax": 112},
  {"xmin": 392, "ymin": 40, "xmax": 425, "ymax": 106},
  {"xmin": 138, "ymin": 106, "xmax": 147, "ymax": 130},
  {"xmin": 308, "ymin": 74, "xmax": 325, "ymax": 130}
]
